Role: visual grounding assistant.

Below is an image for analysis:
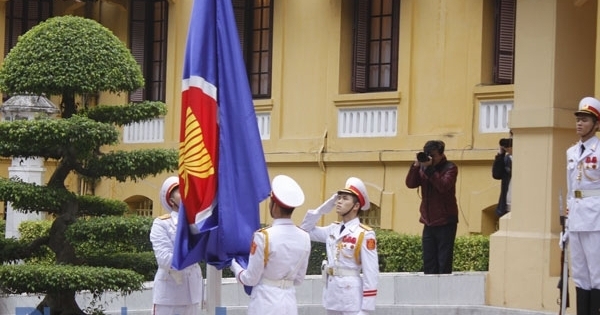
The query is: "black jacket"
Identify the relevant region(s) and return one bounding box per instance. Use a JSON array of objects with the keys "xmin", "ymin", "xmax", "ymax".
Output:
[{"xmin": 492, "ymin": 153, "xmax": 512, "ymax": 217}]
